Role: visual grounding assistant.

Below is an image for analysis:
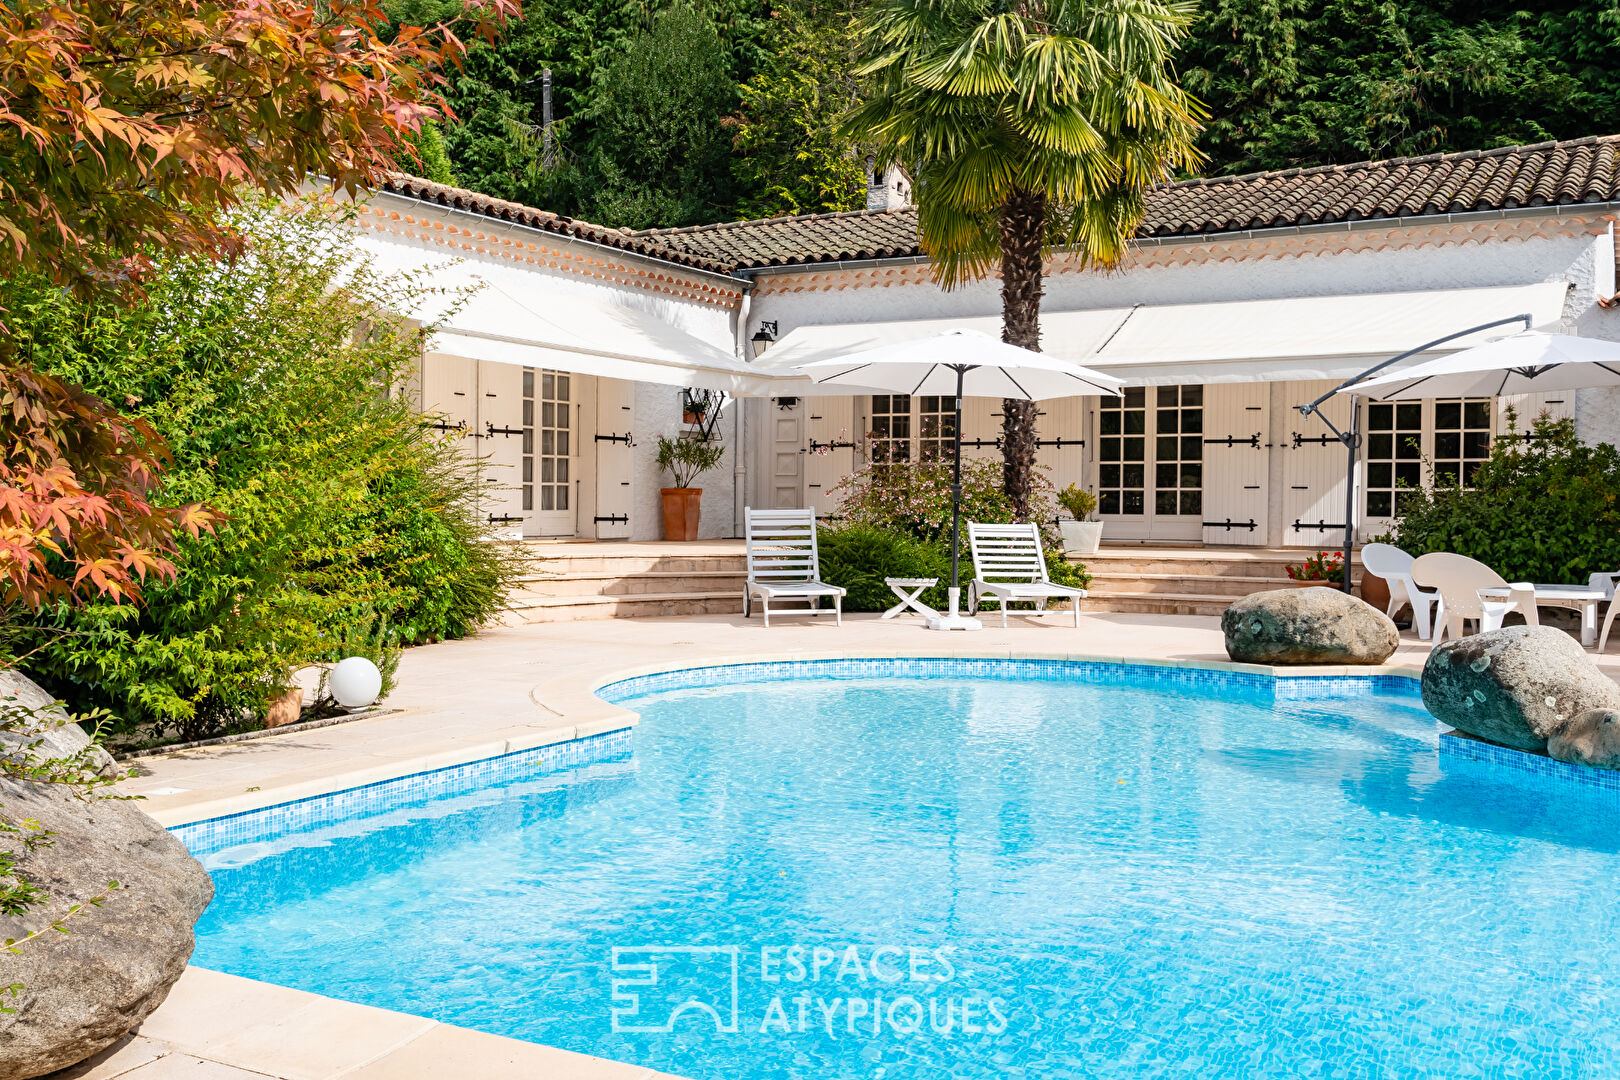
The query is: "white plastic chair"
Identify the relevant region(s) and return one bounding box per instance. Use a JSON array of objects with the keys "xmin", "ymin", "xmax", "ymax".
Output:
[
  {"xmin": 742, "ymin": 507, "xmax": 845, "ymax": 628},
  {"xmin": 966, "ymin": 522, "xmax": 1086, "ymax": 628},
  {"xmin": 1359, "ymin": 543, "xmax": 1440, "ymax": 640},
  {"xmin": 1410, "ymin": 552, "xmax": 1537, "ymax": 643},
  {"xmin": 1590, "ymin": 570, "xmax": 1620, "ymax": 652}
]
